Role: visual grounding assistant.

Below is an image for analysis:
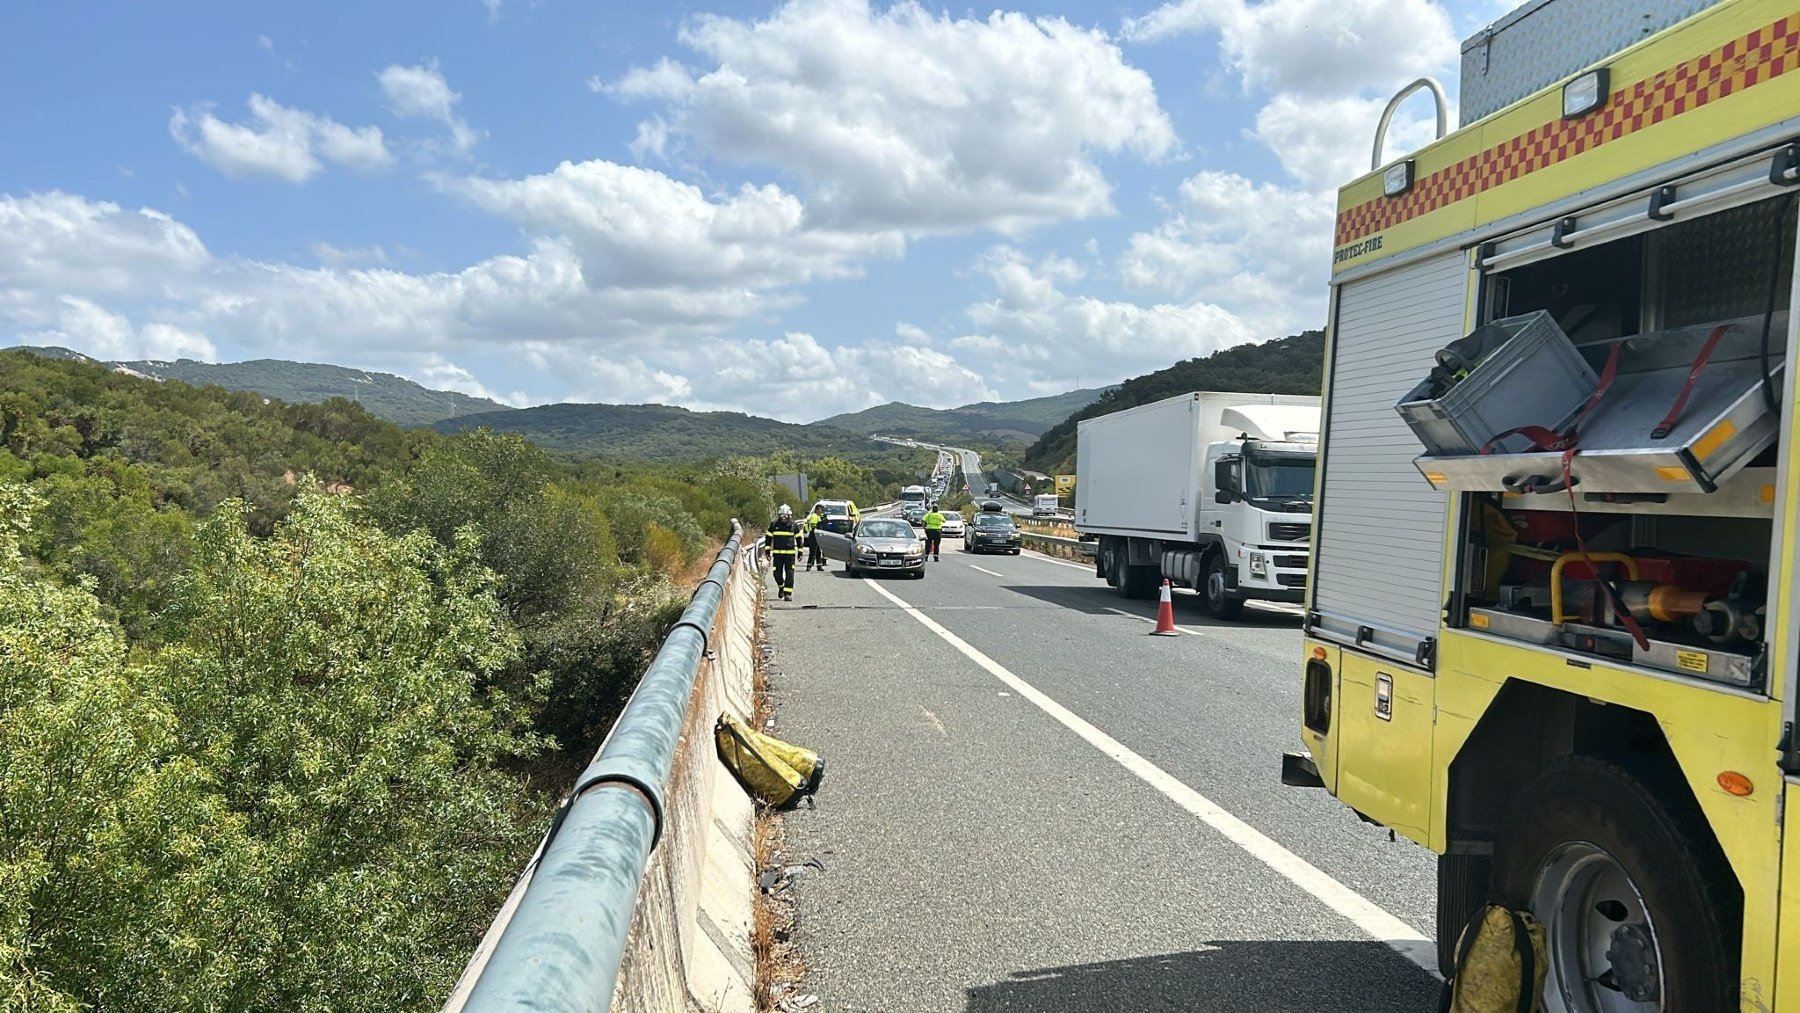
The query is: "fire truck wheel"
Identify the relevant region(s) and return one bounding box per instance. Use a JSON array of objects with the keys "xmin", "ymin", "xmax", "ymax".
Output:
[
  {"xmin": 1435, "ymin": 852, "xmax": 1491, "ymax": 977},
  {"xmin": 1492, "ymin": 755, "xmax": 1737, "ymax": 1012}
]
